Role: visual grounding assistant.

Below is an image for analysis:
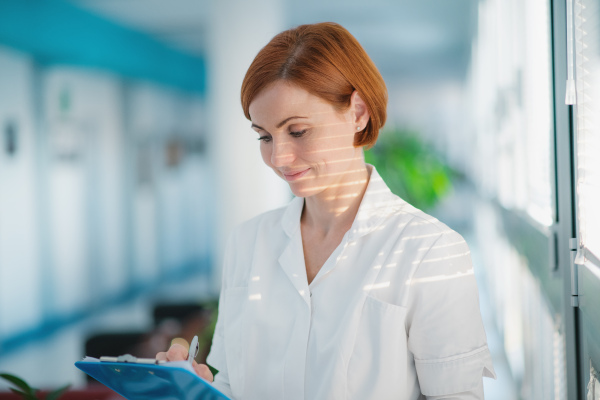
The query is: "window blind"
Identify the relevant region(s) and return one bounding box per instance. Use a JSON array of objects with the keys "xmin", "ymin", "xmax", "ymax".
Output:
[{"xmin": 574, "ymin": 0, "xmax": 600, "ymax": 260}]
